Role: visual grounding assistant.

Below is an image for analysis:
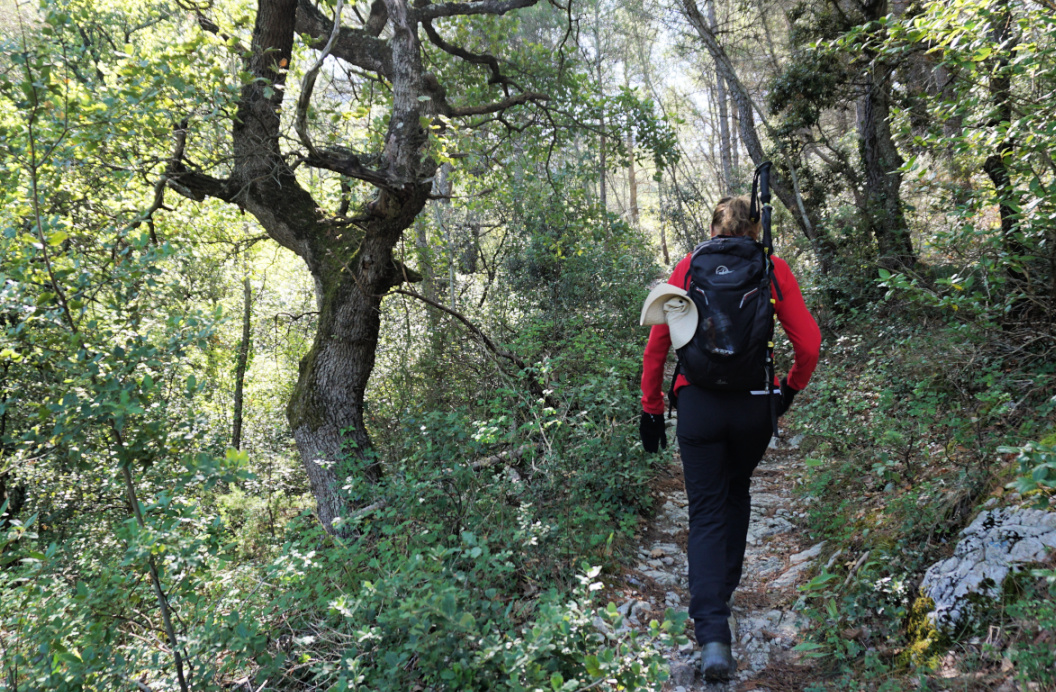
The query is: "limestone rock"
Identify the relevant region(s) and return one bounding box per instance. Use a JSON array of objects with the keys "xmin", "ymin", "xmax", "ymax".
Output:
[
  {"xmin": 920, "ymin": 508, "xmax": 1056, "ymax": 631},
  {"xmin": 789, "ymin": 542, "xmax": 826, "ymax": 565},
  {"xmin": 643, "ymin": 569, "xmax": 680, "ymax": 586},
  {"xmin": 752, "ymin": 493, "xmax": 782, "ymax": 508},
  {"xmin": 771, "ymin": 559, "xmax": 810, "ymax": 589}
]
